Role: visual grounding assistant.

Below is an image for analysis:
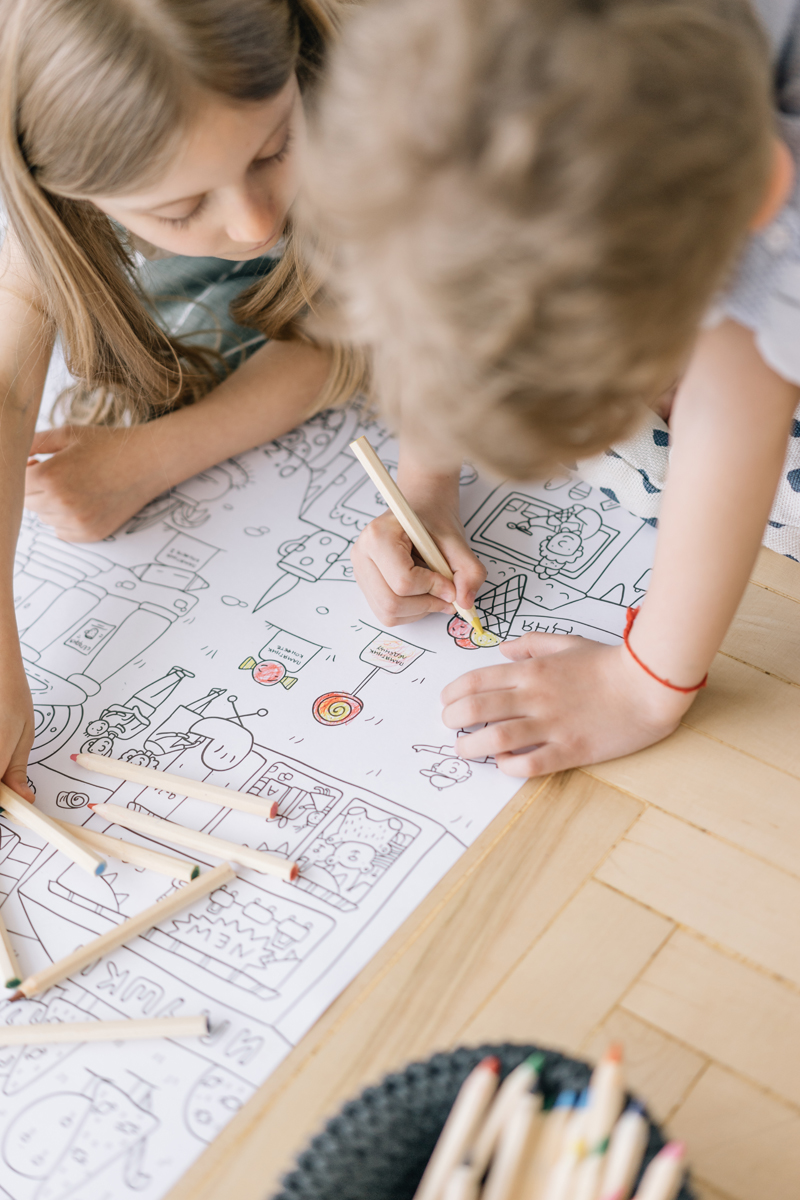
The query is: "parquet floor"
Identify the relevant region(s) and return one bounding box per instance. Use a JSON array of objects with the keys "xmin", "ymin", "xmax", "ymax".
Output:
[{"xmin": 167, "ymin": 546, "xmax": 800, "ymax": 1200}]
